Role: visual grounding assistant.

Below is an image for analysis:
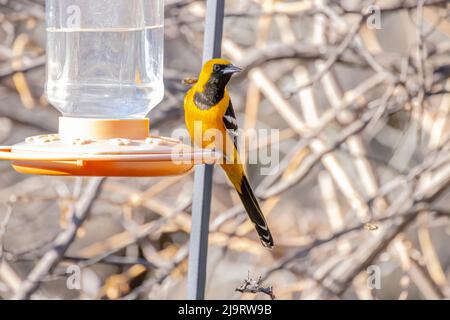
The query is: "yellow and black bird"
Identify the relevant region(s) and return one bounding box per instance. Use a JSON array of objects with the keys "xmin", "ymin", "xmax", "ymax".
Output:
[{"xmin": 184, "ymin": 58, "xmax": 274, "ymax": 248}]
